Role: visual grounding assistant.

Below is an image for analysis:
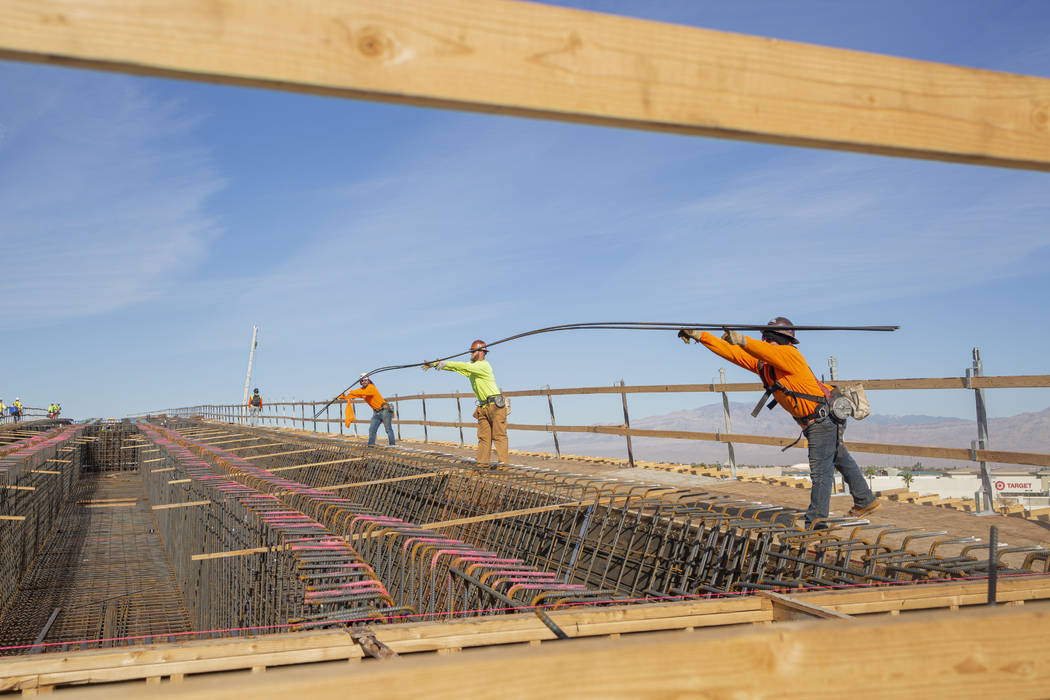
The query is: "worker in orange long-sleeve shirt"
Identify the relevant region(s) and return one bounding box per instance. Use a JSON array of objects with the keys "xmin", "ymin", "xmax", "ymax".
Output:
[
  {"xmin": 679, "ymin": 317, "xmax": 878, "ymax": 529},
  {"xmin": 338, "ymin": 374, "xmax": 395, "ymax": 446}
]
